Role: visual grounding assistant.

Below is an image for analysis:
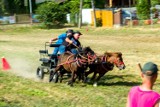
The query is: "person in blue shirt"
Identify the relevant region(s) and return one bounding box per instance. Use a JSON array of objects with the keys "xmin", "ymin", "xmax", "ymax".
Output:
[
  {"xmin": 59, "ymin": 31, "xmax": 82, "ymax": 54},
  {"xmin": 49, "ymin": 29, "xmax": 74, "ymax": 55}
]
